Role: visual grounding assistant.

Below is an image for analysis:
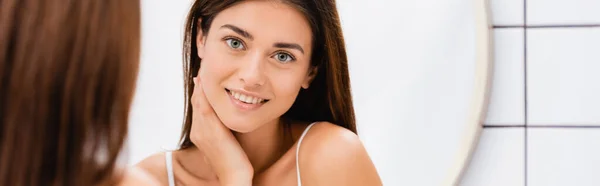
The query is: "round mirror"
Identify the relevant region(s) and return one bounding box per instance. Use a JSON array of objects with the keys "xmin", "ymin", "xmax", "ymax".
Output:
[
  {"xmin": 128, "ymin": 0, "xmax": 493, "ymax": 185},
  {"xmin": 337, "ymin": 0, "xmax": 493, "ymax": 185}
]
